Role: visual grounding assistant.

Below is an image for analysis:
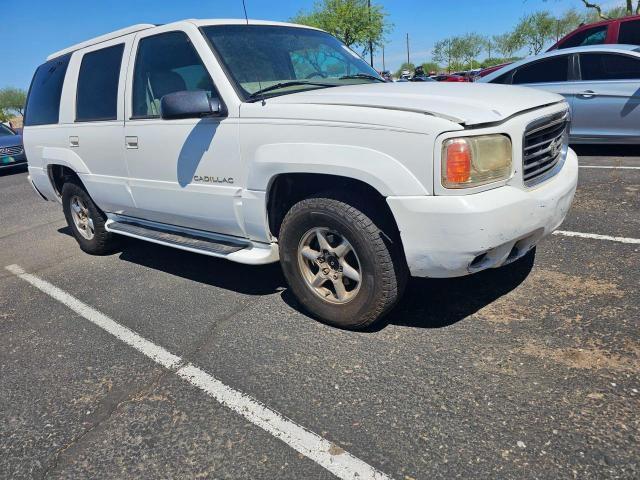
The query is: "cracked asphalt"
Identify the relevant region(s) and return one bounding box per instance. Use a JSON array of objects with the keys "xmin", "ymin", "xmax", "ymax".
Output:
[{"xmin": 1, "ymin": 146, "xmax": 638, "ymax": 479}]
